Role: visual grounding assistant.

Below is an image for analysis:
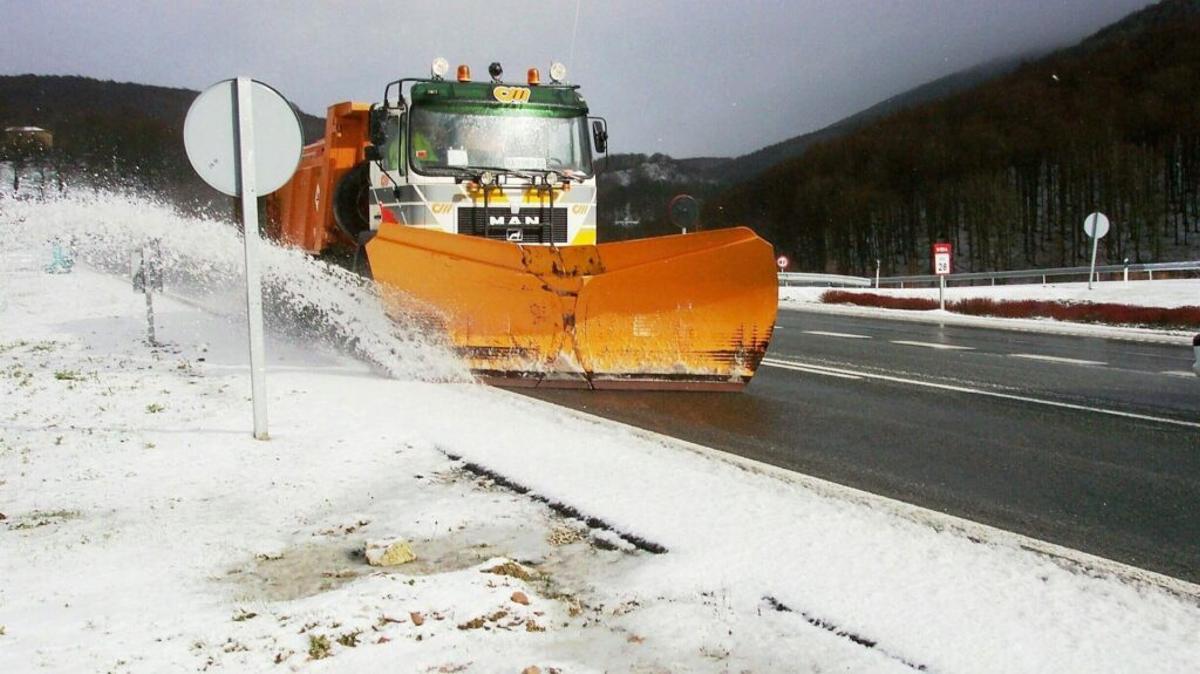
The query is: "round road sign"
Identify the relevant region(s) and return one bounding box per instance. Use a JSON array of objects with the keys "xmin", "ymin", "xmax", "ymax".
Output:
[
  {"xmin": 776, "ymin": 255, "xmax": 789, "ymax": 270},
  {"xmin": 183, "ymin": 79, "xmax": 302, "ymax": 197},
  {"xmin": 1084, "ymin": 212, "xmax": 1110, "ymax": 239},
  {"xmin": 668, "ymin": 194, "xmax": 700, "ymax": 231}
]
